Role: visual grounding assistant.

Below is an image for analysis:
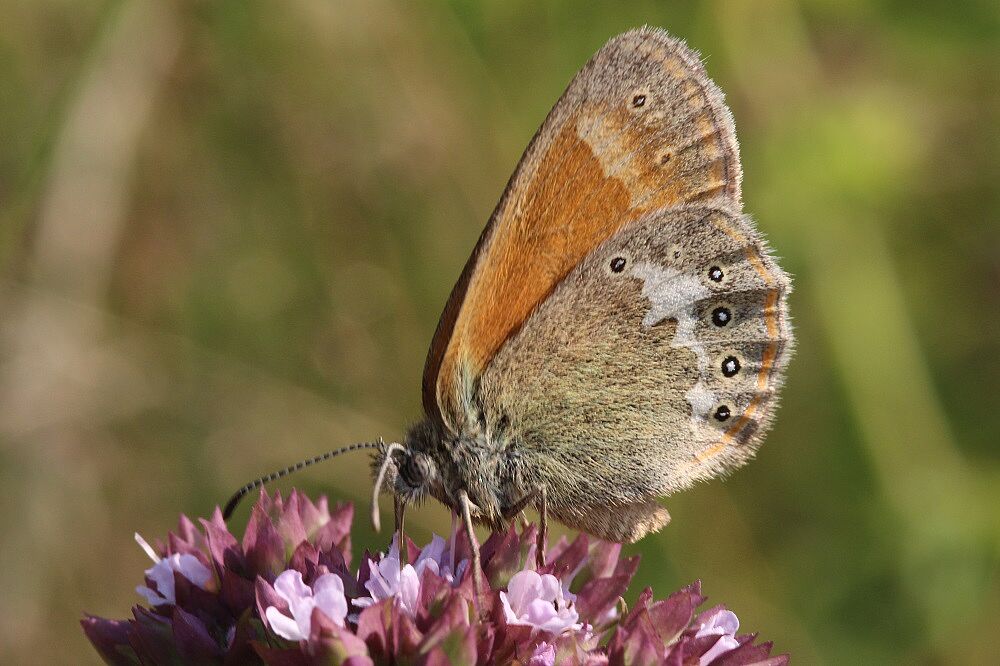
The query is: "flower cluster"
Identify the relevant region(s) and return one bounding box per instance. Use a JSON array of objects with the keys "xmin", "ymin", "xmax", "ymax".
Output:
[{"xmin": 82, "ymin": 489, "xmax": 788, "ymax": 665}]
